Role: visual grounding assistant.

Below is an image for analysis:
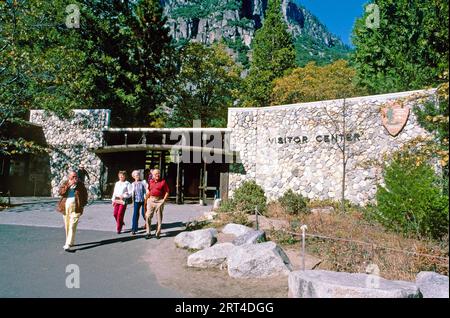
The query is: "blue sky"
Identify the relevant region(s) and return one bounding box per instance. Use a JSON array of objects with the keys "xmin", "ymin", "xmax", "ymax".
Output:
[{"xmin": 296, "ymin": 0, "xmax": 369, "ymax": 46}]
